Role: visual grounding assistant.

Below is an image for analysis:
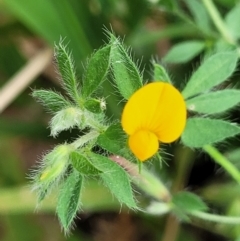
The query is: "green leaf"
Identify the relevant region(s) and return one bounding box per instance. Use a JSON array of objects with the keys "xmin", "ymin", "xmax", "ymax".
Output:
[
  {"xmin": 70, "ymin": 151, "xmax": 102, "ymax": 175},
  {"xmin": 88, "ymin": 153, "xmax": 137, "ymax": 209},
  {"xmin": 182, "ymin": 118, "xmax": 240, "ymax": 148},
  {"xmin": 185, "ymin": 0, "xmax": 212, "ymax": 32},
  {"xmin": 32, "ymin": 89, "xmax": 70, "ymax": 113},
  {"xmin": 153, "ymin": 63, "xmax": 171, "ymax": 83},
  {"xmin": 84, "ymin": 98, "xmax": 103, "ymax": 114},
  {"xmin": 186, "ymin": 89, "xmax": 240, "ymax": 114},
  {"xmin": 163, "ymin": 41, "xmax": 205, "ymax": 64},
  {"xmin": 55, "ymin": 41, "xmax": 79, "ymax": 102},
  {"xmin": 50, "ymin": 107, "xmax": 83, "ymax": 137},
  {"xmin": 97, "ymin": 123, "xmax": 131, "ymax": 158},
  {"xmin": 110, "ymin": 34, "xmax": 142, "ymax": 99},
  {"xmin": 172, "ymin": 191, "xmax": 208, "ymax": 213},
  {"xmin": 82, "ymin": 45, "xmax": 111, "ymax": 98},
  {"xmin": 182, "ymin": 51, "xmax": 238, "ymax": 99},
  {"xmin": 57, "ymin": 169, "xmax": 83, "ymax": 232},
  {"xmin": 225, "ymin": 4, "xmax": 240, "ymax": 39}
]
